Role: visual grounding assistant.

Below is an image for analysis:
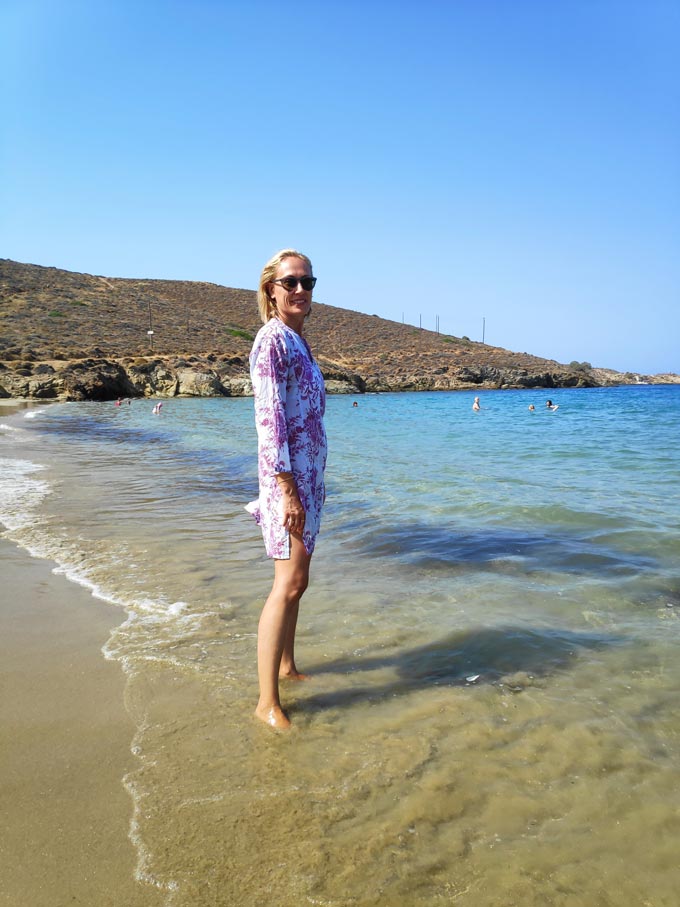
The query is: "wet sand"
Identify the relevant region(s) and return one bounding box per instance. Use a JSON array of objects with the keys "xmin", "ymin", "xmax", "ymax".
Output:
[{"xmin": 0, "ymin": 538, "xmax": 161, "ymax": 907}]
